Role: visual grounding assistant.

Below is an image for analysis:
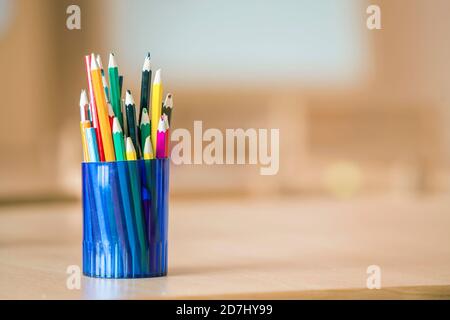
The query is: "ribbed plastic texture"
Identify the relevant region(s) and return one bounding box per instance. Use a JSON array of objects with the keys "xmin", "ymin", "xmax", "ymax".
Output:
[{"xmin": 82, "ymin": 158, "xmax": 169, "ymax": 278}]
